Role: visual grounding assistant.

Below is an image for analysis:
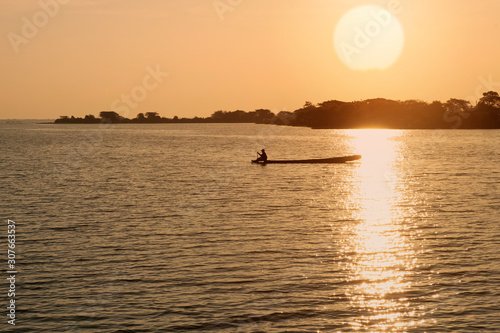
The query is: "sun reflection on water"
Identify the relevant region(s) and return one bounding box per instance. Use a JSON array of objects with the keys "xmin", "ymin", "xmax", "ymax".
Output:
[{"xmin": 340, "ymin": 130, "xmax": 419, "ymax": 331}]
